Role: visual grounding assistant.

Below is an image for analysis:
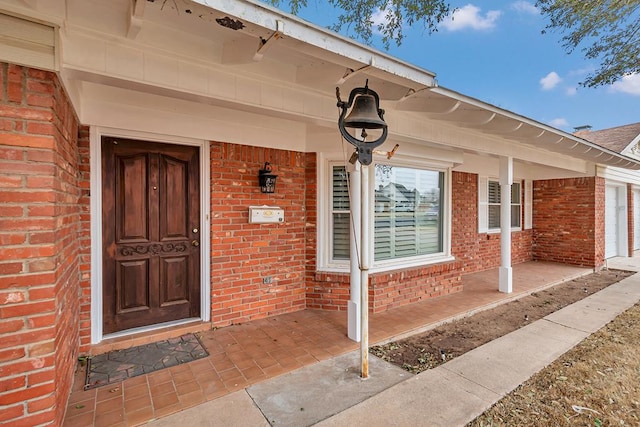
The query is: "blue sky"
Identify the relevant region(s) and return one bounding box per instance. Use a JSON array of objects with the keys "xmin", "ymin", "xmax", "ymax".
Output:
[{"xmin": 280, "ymin": 1, "xmax": 639, "ymax": 132}]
